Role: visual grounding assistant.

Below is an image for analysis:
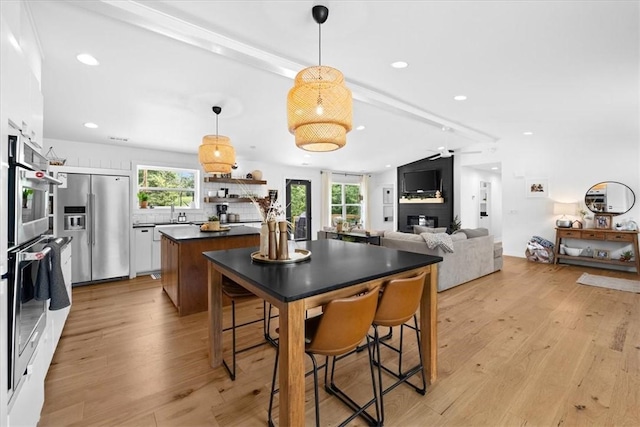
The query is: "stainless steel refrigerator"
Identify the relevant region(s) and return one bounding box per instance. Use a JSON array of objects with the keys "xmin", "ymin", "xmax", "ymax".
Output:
[{"xmin": 55, "ymin": 173, "xmax": 130, "ymax": 285}]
